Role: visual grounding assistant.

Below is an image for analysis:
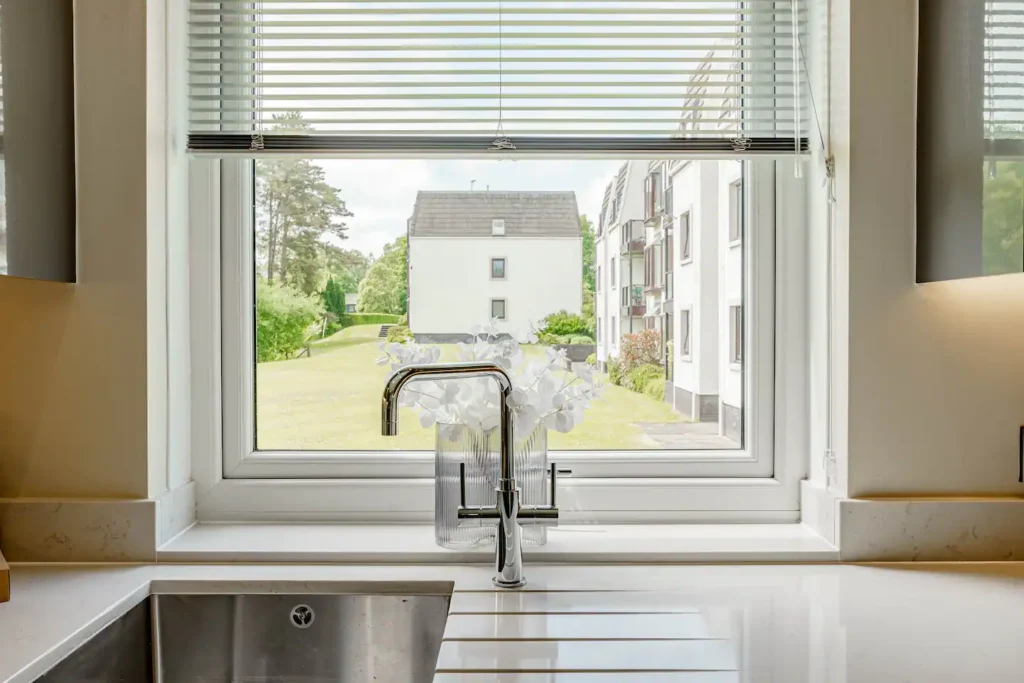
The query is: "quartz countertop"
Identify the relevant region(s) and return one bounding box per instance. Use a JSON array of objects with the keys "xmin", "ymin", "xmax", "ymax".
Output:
[{"xmin": 3, "ymin": 562, "xmax": 1024, "ymax": 682}]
